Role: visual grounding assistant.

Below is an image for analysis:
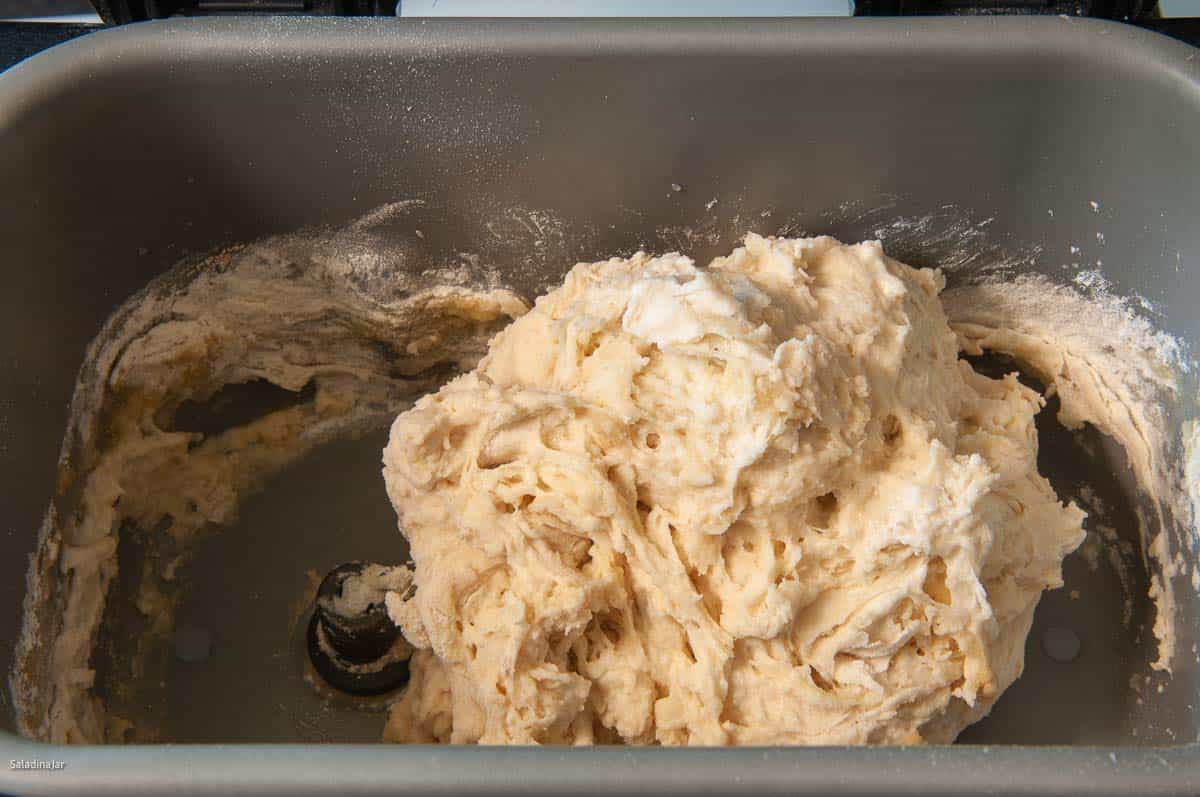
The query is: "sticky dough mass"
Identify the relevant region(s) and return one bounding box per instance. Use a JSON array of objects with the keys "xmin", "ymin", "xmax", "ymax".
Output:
[{"xmin": 381, "ymin": 234, "xmax": 1086, "ymax": 745}]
